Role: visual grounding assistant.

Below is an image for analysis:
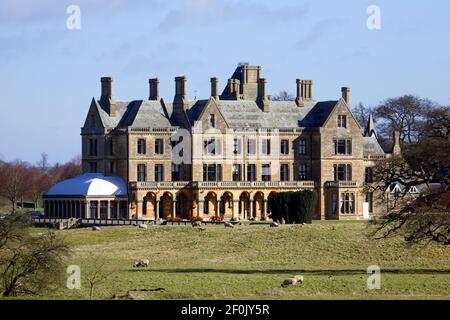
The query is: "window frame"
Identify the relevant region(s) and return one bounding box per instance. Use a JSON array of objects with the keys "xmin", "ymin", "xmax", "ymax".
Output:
[
  {"xmin": 261, "ymin": 163, "xmax": 271, "ymax": 182},
  {"xmin": 155, "ymin": 138, "xmax": 164, "ymax": 155},
  {"xmin": 155, "ymin": 164, "xmax": 164, "ymax": 182},
  {"xmin": 280, "ymin": 164, "xmax": 289, "ymax": 181},
  {"xmin": 280, "ymin": 139, "xmax": 289, "ymax": 155},
  {"xmin": 137, "ymin": 164, "xmax": 146, "ymax": 182},
  {"xmin": 137, "ymin": 139, "xmax": 146, "ymax": 155}
]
